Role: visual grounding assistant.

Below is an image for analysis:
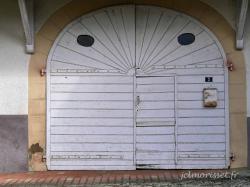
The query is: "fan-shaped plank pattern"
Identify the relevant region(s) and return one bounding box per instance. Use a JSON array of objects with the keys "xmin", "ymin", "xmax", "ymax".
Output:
[
  {"xmin": 49, "ymin": 5, "xmax": 224, "ymax": 76},
  {"xmin": 49, "ymin": 6, "xmax": 135, "ymax": 75}
]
